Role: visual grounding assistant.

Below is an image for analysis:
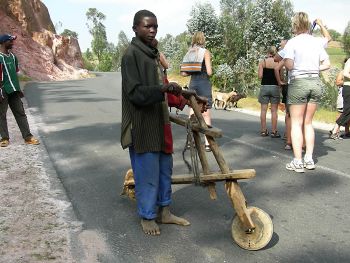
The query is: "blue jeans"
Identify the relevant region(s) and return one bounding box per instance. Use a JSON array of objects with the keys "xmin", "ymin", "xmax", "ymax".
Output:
[{"xmin": 129, "ymin": 147, "xmax": 173, "ymax": 219}]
